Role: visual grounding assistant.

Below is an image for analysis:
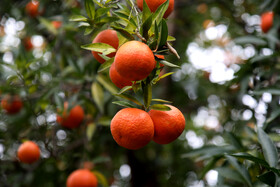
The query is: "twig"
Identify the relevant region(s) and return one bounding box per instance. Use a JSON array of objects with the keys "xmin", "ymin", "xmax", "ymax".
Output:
[
  {"xmin": 135, "ymin": 29, "xmax": 147, "ymax": 42},
  {"xmin": 129, "ymin": 0, "xmax": 141, "ymax": 31}
]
